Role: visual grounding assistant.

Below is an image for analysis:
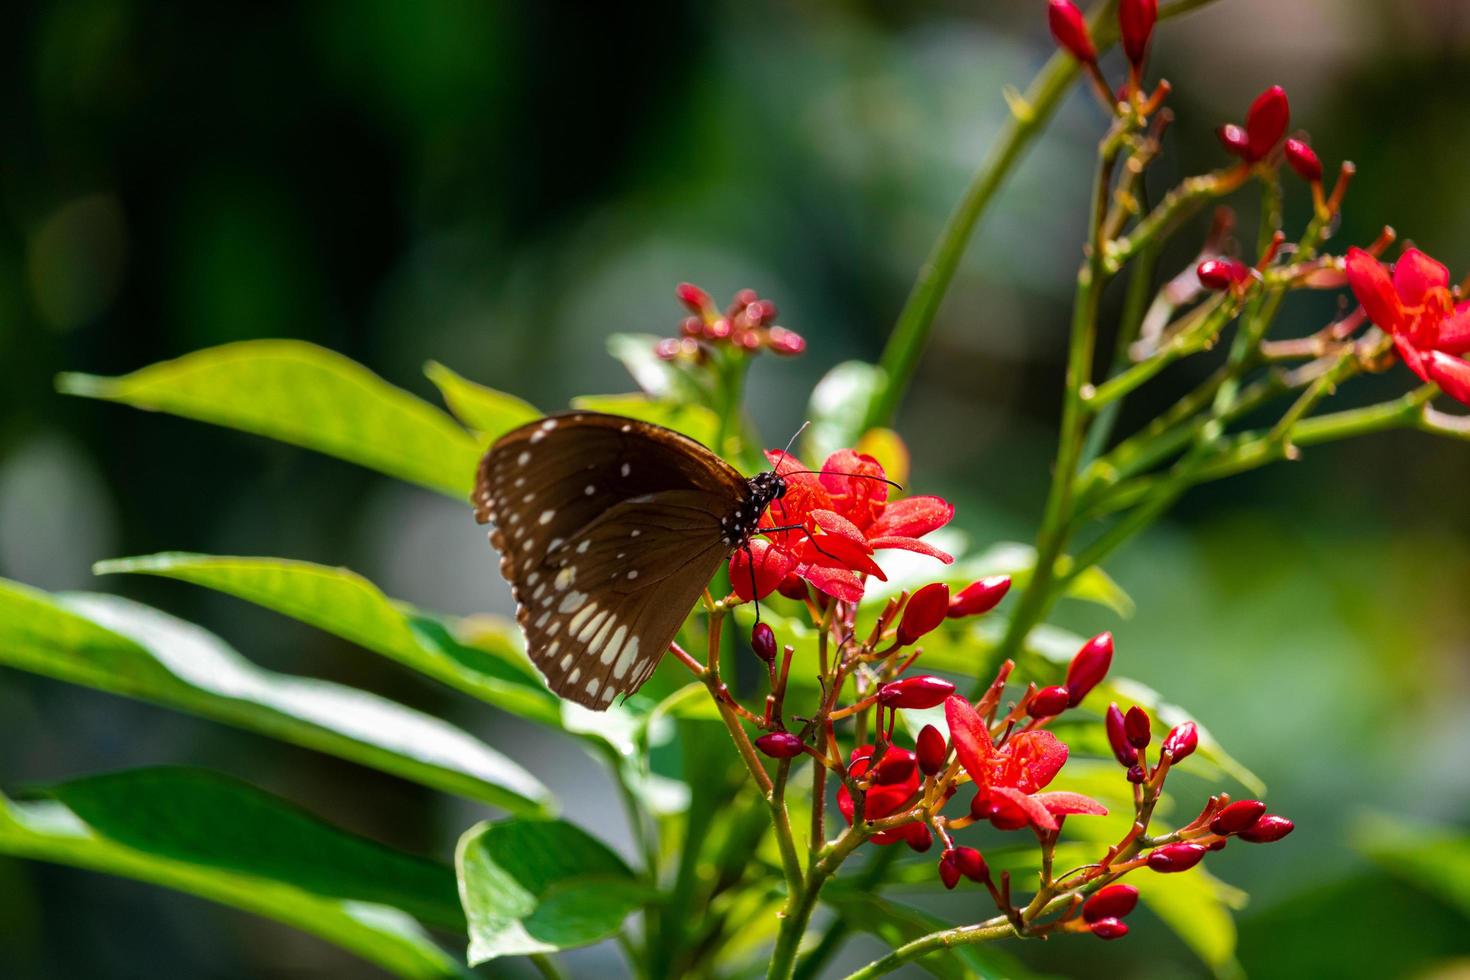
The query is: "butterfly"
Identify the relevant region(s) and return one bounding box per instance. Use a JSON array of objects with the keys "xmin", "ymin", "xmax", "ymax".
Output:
[{"xmin": 473, "ymin": 412, "xmax": 789, "ymax": 710}]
